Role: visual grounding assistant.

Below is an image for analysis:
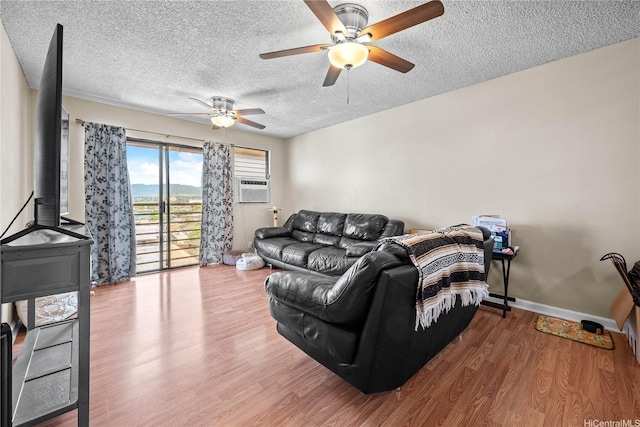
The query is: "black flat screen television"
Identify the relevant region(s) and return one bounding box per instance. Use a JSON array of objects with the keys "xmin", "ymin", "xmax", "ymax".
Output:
[
  {"xmin": 1, "ymin": 24, "xmax": 86, "ymax": 243},
  {"xmin": 33, "ymin": 23, "xmax": 64, "ymax": 227}
]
